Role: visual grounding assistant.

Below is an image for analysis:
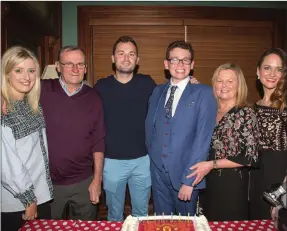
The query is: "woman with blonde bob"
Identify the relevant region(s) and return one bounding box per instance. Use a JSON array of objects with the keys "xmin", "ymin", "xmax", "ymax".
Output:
[
  {"xmin": 1, "ymin": 46, "xmax": 53, "ymax": 231},
  {"xmin": 187, "ymin": 63, "xmax": 259, "ymax": 221}
]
